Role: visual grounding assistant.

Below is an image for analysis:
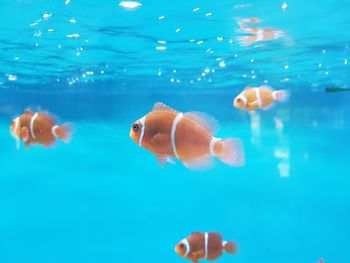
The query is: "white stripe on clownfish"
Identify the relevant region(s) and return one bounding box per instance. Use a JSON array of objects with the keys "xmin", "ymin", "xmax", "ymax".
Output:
[
  {"xmin": 13, "ymin": 117, "xmax": 20, "ymax": 149},
  {"xmin": 255, "ymin": 88, "xmax": 262, "ymax": 108},
  {"xmin": 171, "ymin": 112, "xmax": 183, "ymax": 159},
  {"xmin": 30, "ymin": 113, "xmax": 38, "ymax": 139},
  {"xmin": 52, "ymin": 125, "xmax": 59, "ymax": 138},
  {"xmin": 209, "ymin": 137, "xmax": 220, "ymax": 156},
  {"xmin": 13, "ymin": 117, "xmax": 20, "ymax": 136},
  {"xmin": 204, "ymin": 232, "xmax": 209, "ymax": 259},
  {"xmin": 222, "ymin": 241, "xmax": 227, "ymax": 247},
  {"xmin": 138, "ymin": 116, "xmax": 146, "ymax": 146},
  {"xmin": 182, "ymin": 238, "xmax": 190, "ymax": 258},
  {"xmin": 256, "ymin": 29, "xmax": 264, "ymax": 41}
]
